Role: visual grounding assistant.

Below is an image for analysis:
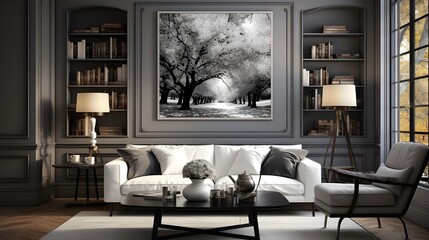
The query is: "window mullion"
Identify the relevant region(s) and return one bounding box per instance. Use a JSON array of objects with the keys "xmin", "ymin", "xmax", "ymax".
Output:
[{"xmin": 409, "ymin": 0, "xmax": 416, "ymax": 141}]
